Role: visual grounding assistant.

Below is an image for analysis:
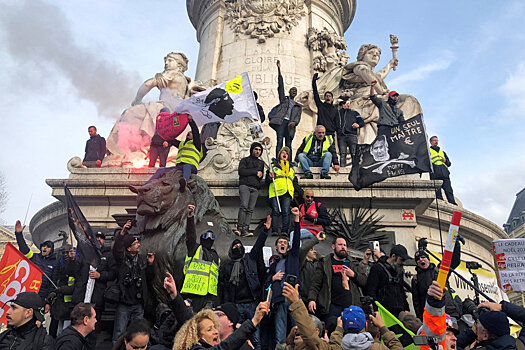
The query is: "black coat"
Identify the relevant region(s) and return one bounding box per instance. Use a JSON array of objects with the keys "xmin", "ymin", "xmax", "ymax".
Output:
[
  {"xmin": 49, "ymin": 259, "xmax": 77, "ymax": 321},
  {"xmin": 220, "ymin": 228, "xmax": 269, "ymax": 303},
  {"xmin": 56, "ymin": 326, "xmax": 89, "ymax": 350},
  {"xmin": 238, "ymin": 147, "xmax": 265, "ymax": 190},
  {"xmin": 83, "ymin": 134, "xmax": 106, "ymax": 162},
  {"xmin": 336, "ymin": 108, "xmax": 364, "ymax": 136},
  {"xmin": 411, "ymin": 263, "xmax": 437, "ymax": 319},
  {"xmin": 0, "ymin": 321, "xmax": 55, "ymax": 350},
  {"xmin": 365, "ymin": 256, "xmax": 409, "ymax": 316},
  {"xmin": 312, "ymin": 77, "xmax": 338, "ymax": 135}
]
